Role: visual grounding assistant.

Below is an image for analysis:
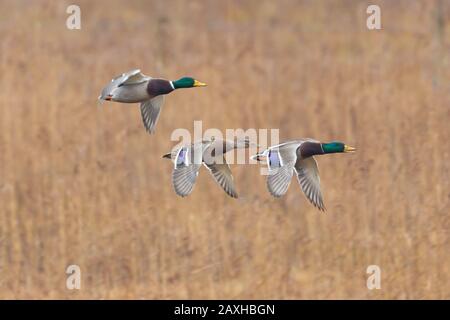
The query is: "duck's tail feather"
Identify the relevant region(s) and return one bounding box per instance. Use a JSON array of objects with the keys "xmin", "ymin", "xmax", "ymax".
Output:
[{"xmin": 251, "ymin": 154, "xmax": 266, "ymax": 162}]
